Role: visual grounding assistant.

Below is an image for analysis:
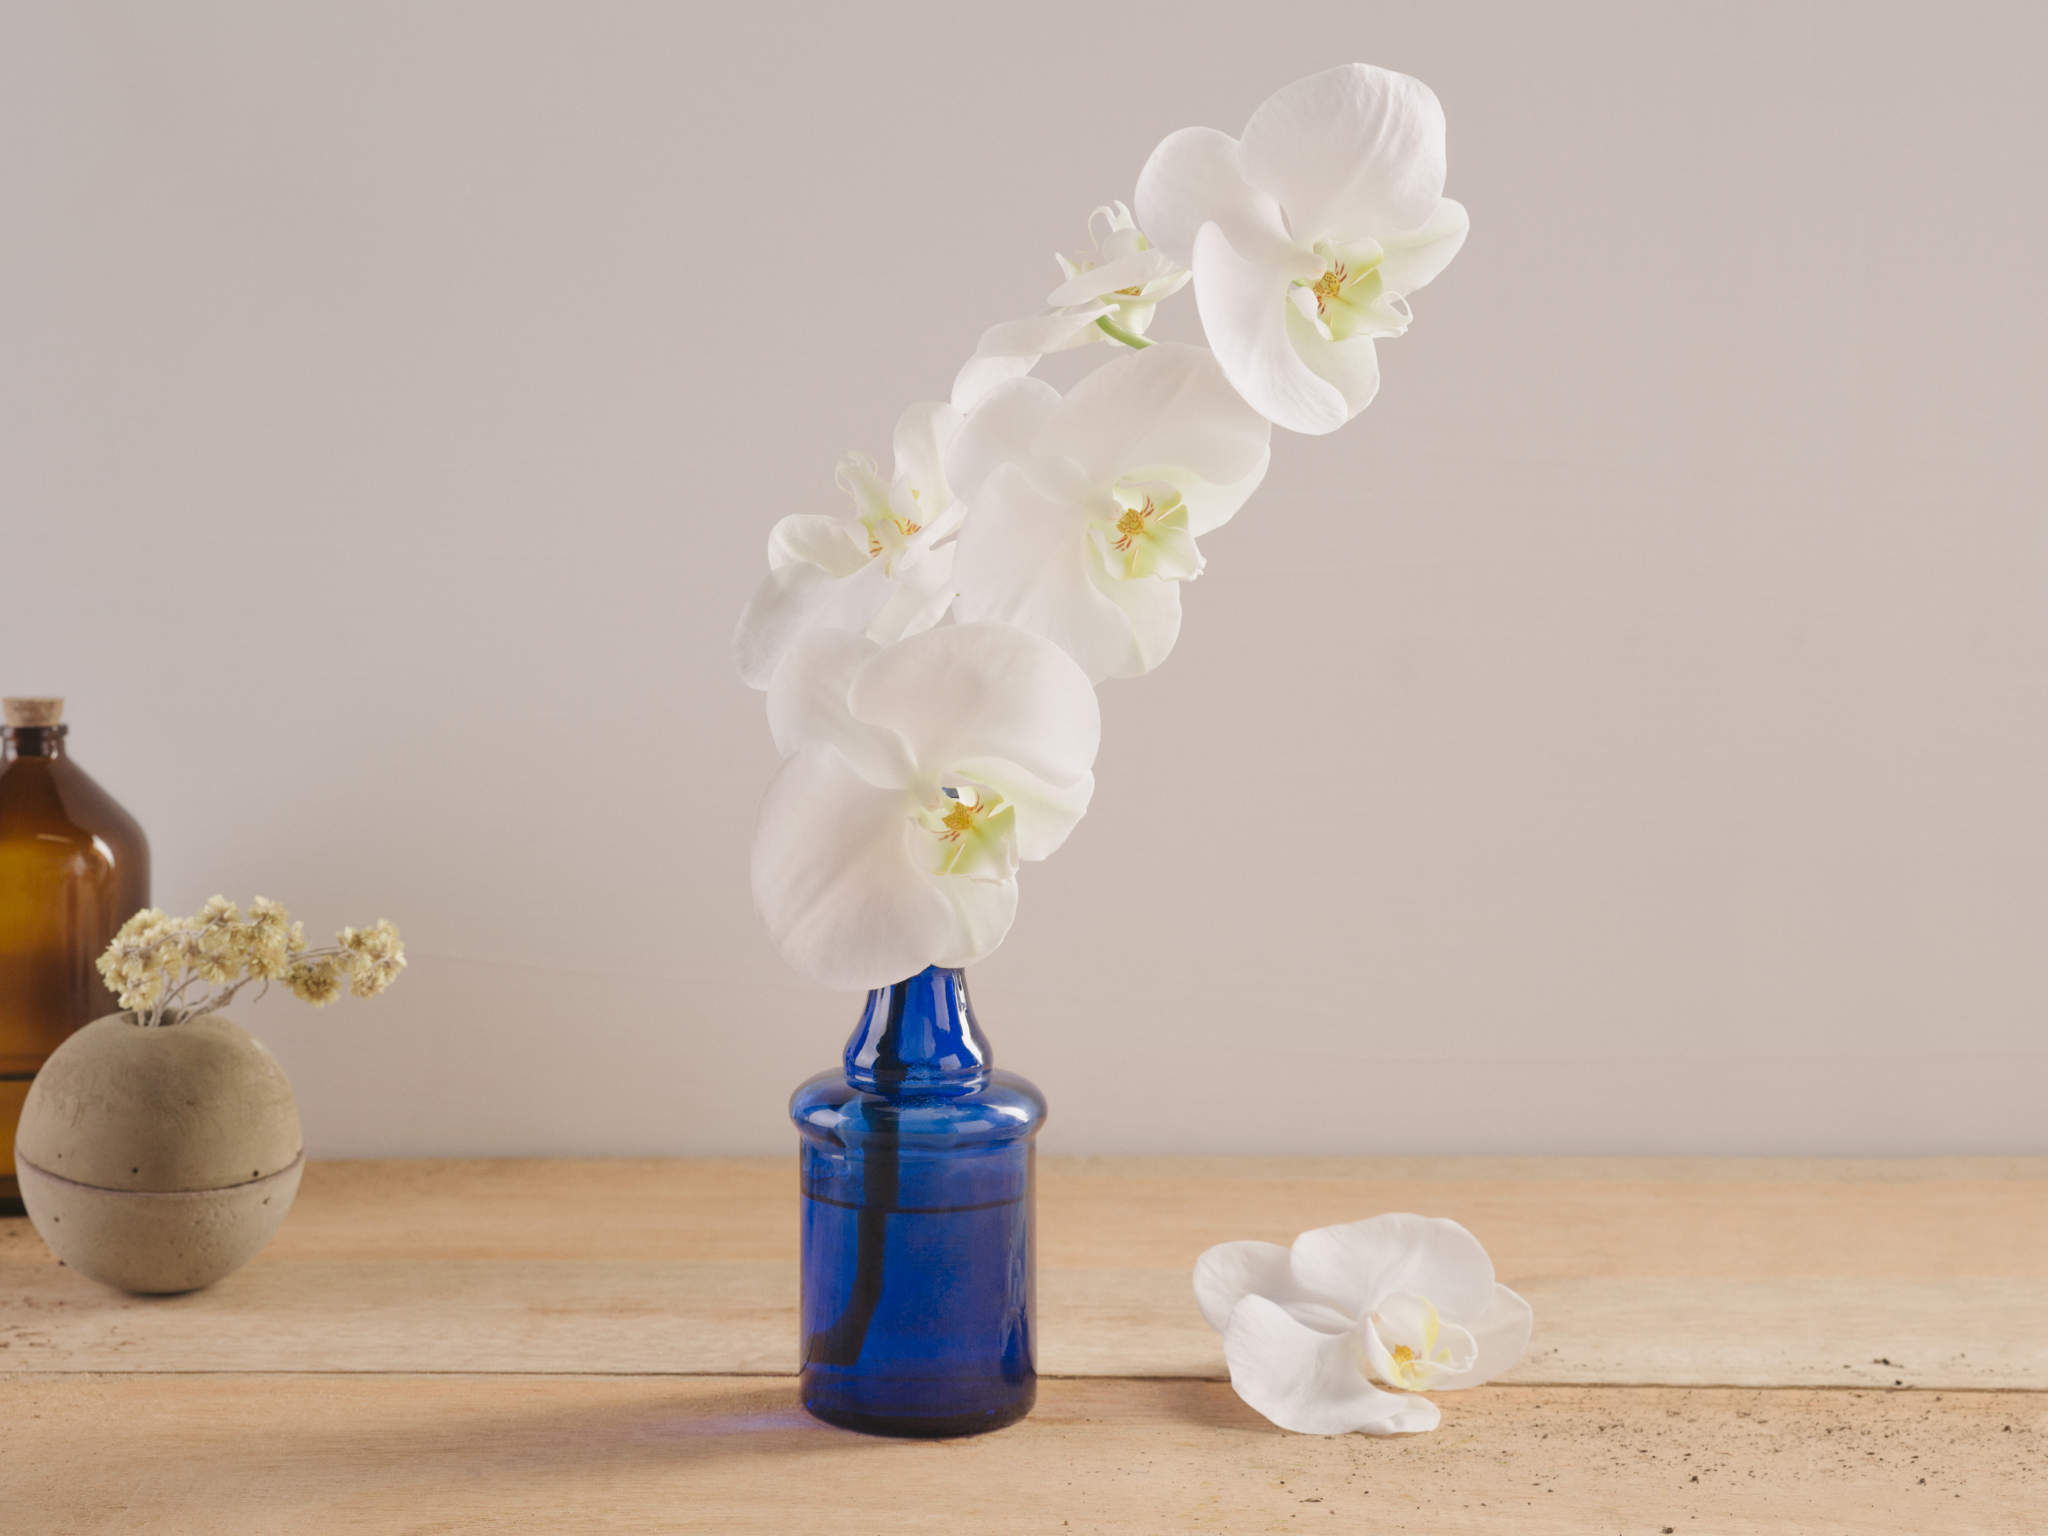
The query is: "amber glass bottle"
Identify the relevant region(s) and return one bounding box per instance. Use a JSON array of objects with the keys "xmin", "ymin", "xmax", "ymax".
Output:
[{"xmin": 0, "ymin": 698, "xmax": 149, "ymax": 1213}]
